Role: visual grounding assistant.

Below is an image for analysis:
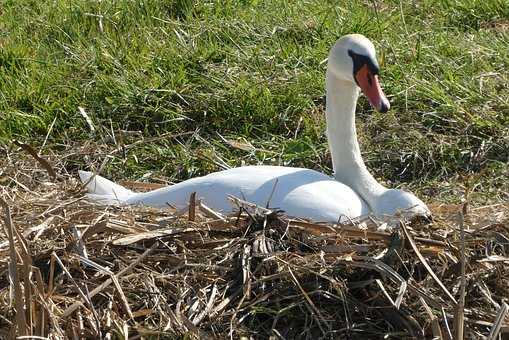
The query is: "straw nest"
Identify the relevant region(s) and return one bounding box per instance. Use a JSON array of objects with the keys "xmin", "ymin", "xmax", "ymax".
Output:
[{"xmin": 0, "ymin": 142, "xmax": 508, "ymax": 339}]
